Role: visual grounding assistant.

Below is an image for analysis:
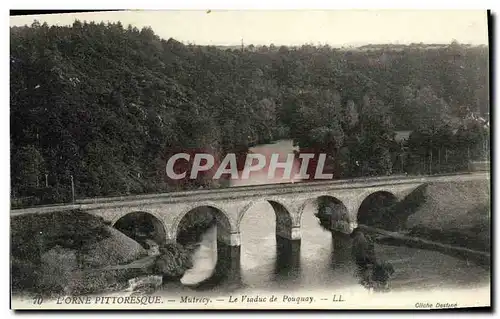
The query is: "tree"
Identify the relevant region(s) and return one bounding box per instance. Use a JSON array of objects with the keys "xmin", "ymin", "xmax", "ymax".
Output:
[
  {"xmin": 11, "ymin": 145, "xmax": 45, "ymax": 194},
  {"xmin": 344, "ymin": 99, "xmax": 359, "ymax": 130},
  {"xmin": 356, "ymin": 94, "xmax": 396, "ymax": 176}
]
